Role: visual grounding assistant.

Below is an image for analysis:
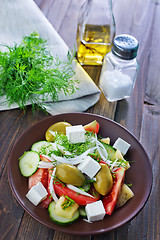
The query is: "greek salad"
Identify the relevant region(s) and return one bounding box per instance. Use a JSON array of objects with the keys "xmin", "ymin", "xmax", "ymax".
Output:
[{"xmin": 19, "ymin": 120, "xmax": 134, "ymax": 225}]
